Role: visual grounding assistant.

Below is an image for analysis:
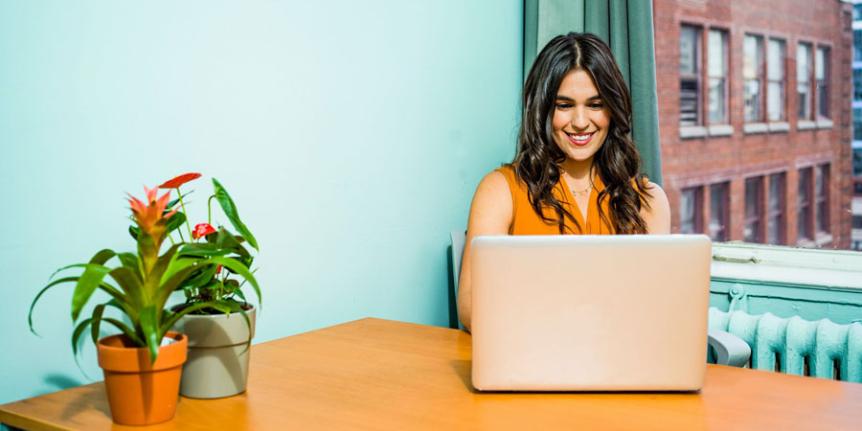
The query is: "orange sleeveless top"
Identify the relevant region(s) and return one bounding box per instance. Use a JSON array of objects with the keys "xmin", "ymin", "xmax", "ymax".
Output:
[{"xmin": 497, "ymin": 166, "xmax": 615, "ymax": 235}]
